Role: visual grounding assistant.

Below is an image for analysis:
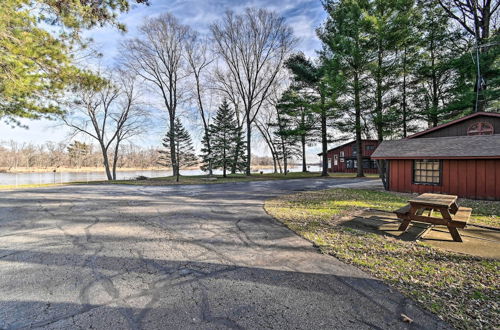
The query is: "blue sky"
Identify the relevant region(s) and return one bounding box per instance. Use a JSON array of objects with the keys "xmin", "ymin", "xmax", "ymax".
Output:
[{"xmin": 1, "ymin": 0, "xmax": 326, "ymax": 155}]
